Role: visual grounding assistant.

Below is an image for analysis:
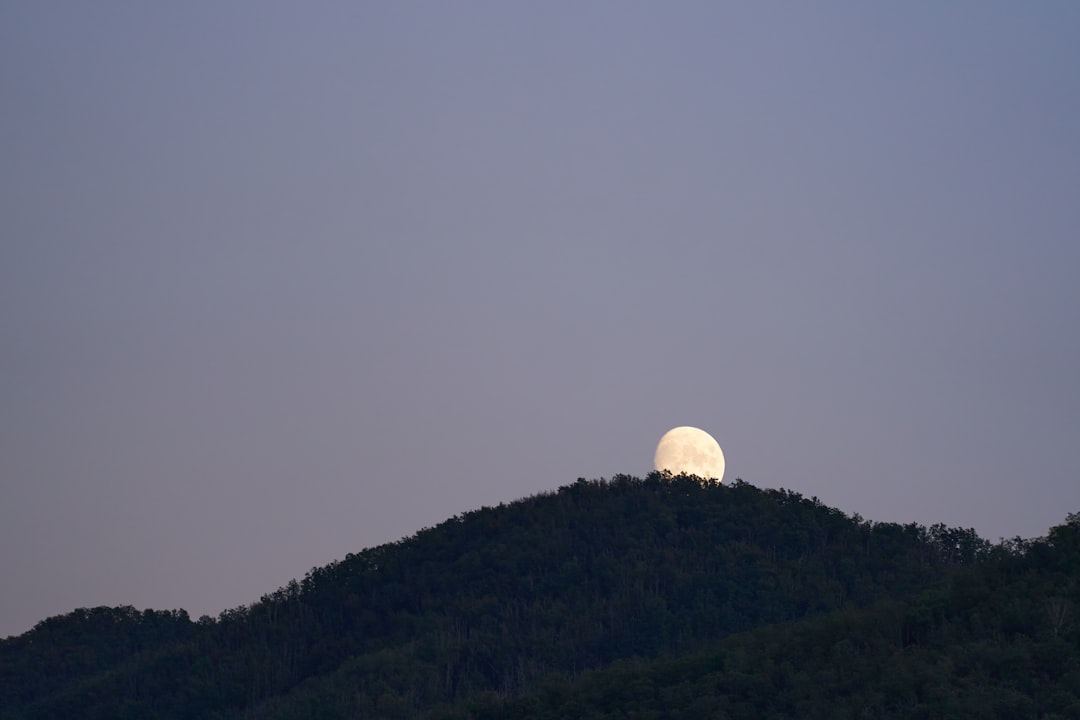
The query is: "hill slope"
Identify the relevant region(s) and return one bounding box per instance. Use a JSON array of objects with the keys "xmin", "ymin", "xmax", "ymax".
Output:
[
  {"xmin": 1, "ymin": 474, "xmax": 1075, "ymax": 719},
  {"xmin": 439, "ymin": 517, "xmax": 1080, "ymax": 719}
]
